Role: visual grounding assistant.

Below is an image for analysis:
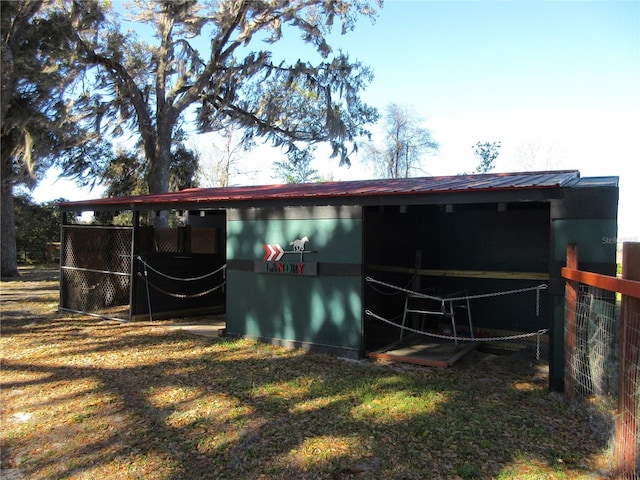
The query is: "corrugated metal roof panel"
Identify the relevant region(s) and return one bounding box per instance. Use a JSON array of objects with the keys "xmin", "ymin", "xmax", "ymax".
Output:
[
  {"xmin": 571, "ymin": 176, "xmax": 619, "ymax": 188},
  {"xmin": 59, "ymin": 170, "xmax": 583, "ymax": 210}
]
